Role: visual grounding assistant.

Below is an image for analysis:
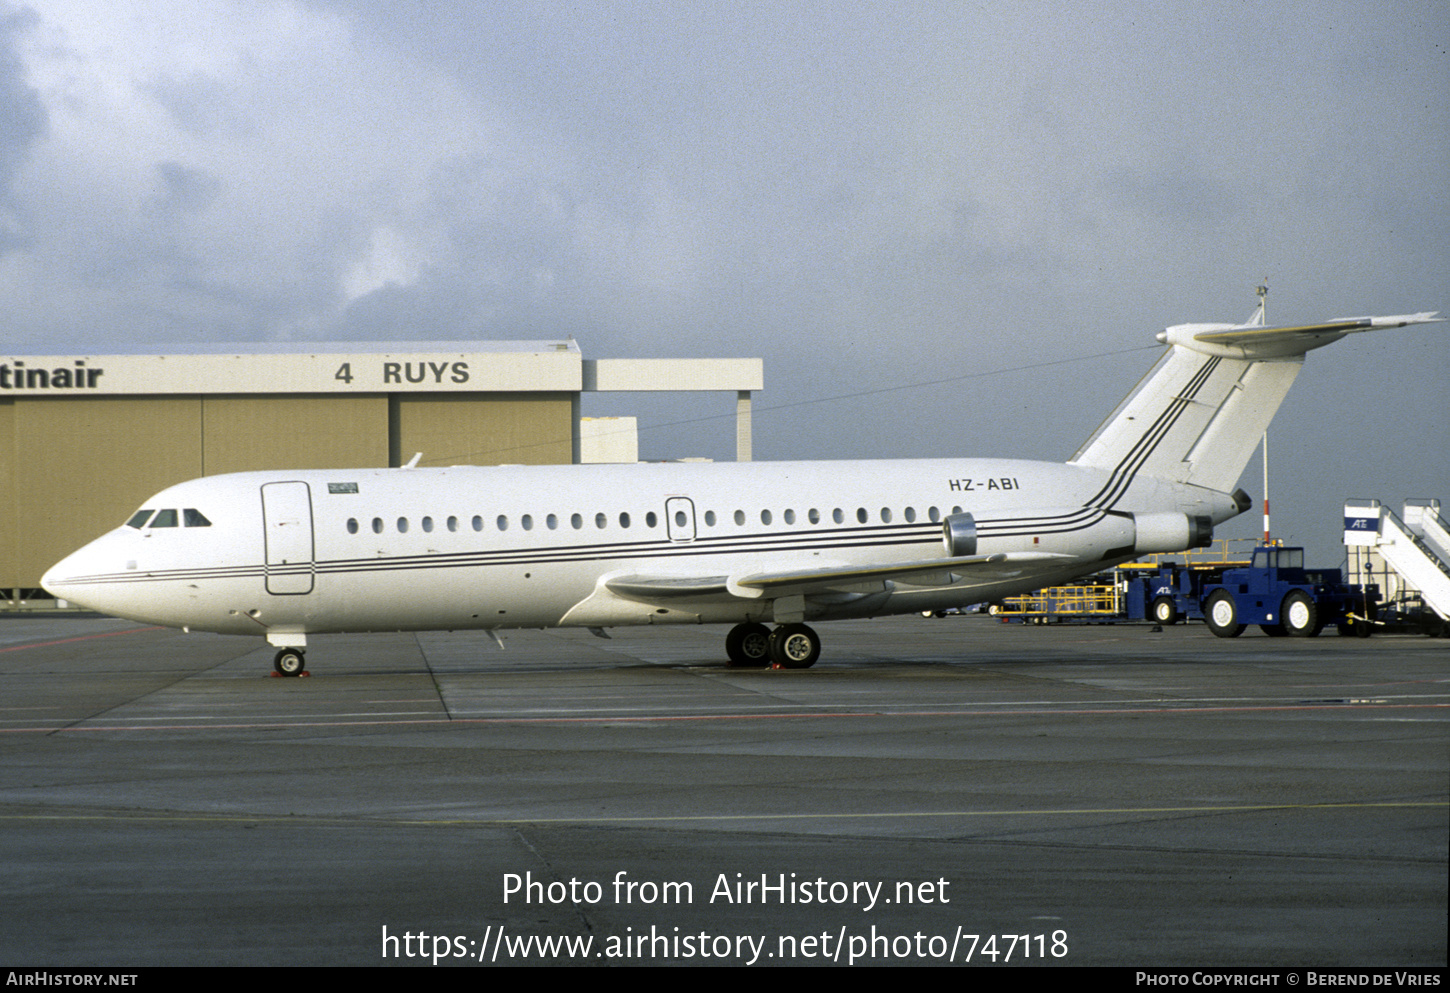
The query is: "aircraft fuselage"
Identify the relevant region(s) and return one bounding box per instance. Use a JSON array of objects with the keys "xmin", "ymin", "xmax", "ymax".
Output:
[{"xmin": 42, "ymin": 457, "xmax": 1239, "ymax": 643}]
